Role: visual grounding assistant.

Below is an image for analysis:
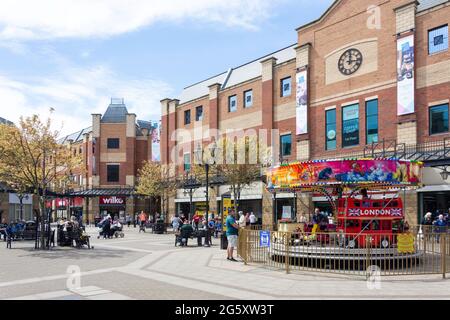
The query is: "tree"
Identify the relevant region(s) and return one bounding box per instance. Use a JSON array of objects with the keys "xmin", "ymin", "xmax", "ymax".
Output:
[
  {"xmin": 0, "ymin": 115, "xmax": 82, "ymax": 249},
  {"xmin": 136, "ymin": 161, "xmax": 178, "ymax": 222},
  {"xmin": 193, "ymin": 135, "xmax": 272, "ymax": 212}
]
